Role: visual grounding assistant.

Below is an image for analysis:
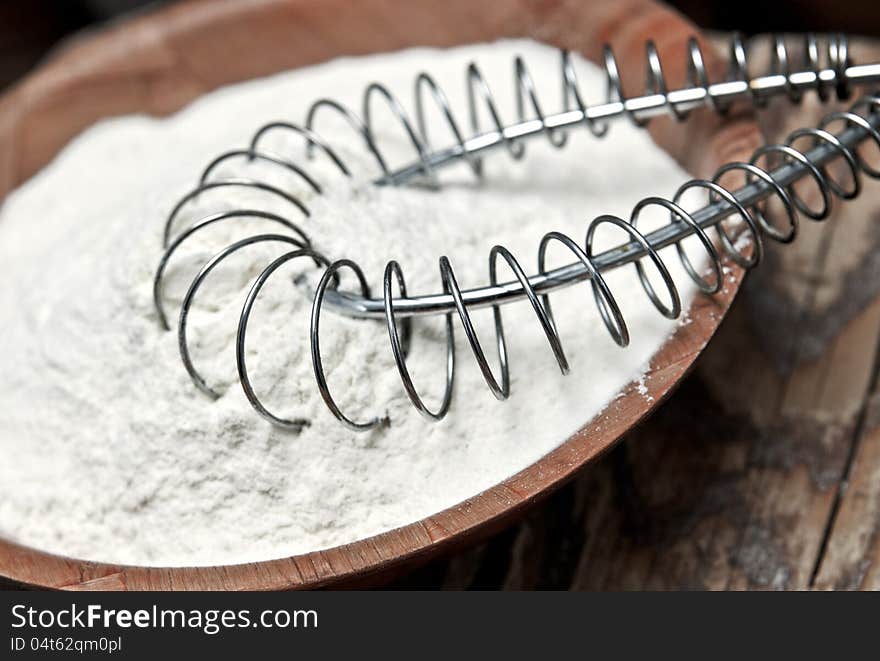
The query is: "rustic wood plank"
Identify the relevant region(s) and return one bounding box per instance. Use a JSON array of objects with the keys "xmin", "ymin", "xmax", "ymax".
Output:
[
  {"xmin": 389, "ymin": 38, "xmax": 880, "ymax": 591},
  {"xmin": 3, "ymin": 2, "xmax": 877, "ymax": 590},
  {"xmin": 812, "ymin": 335, "xmax": 880, "ymax": 589}
]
